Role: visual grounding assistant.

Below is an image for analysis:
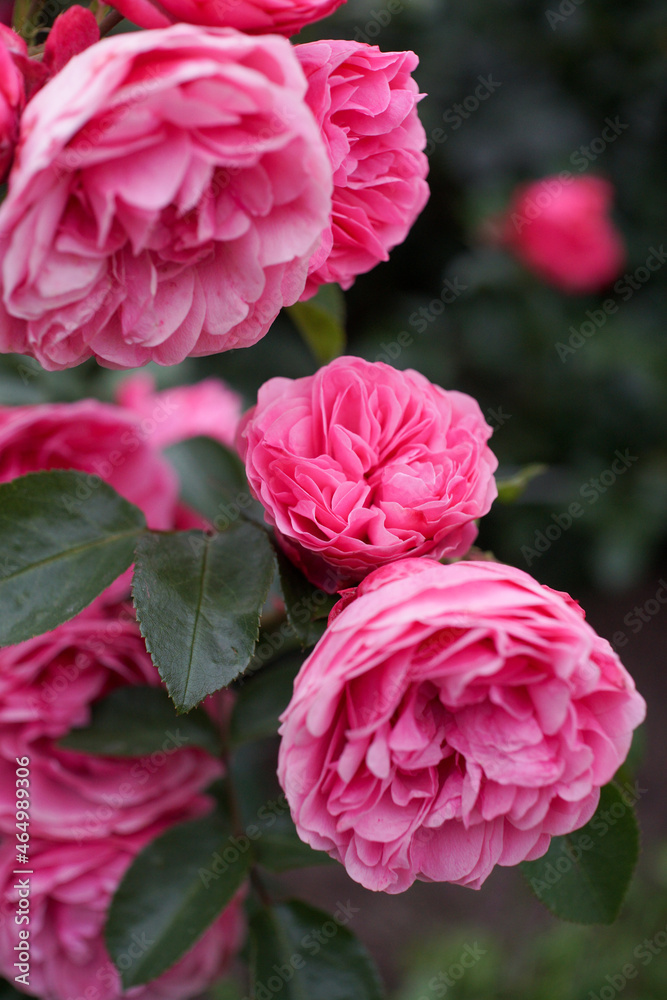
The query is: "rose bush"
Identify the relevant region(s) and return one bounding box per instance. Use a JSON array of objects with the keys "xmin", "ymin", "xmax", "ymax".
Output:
[
  {"xmin": 0, "ymin": 25, "xmax": 332, "ymax": 370},
  {"xmin": 295, "ymin": 41, "xmax": 429, "ymax": 298},
  {"xmin": 0, "ymin": 830, "xmax": 245, "ymax": 1000},
  {"xmin": 238, "ymin": 357, "xmax": 498, "ymax": 590},
  {"xmin": 278, "ymin": 558, "xmax": 646, "ymax": 892},
  {"xmin": 500, "ymin": 175, "xmax": 626, "ymax": 294},
  {"xmin": 109, "ymin": 0, "xmax": 346, "ymax": 37}
]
